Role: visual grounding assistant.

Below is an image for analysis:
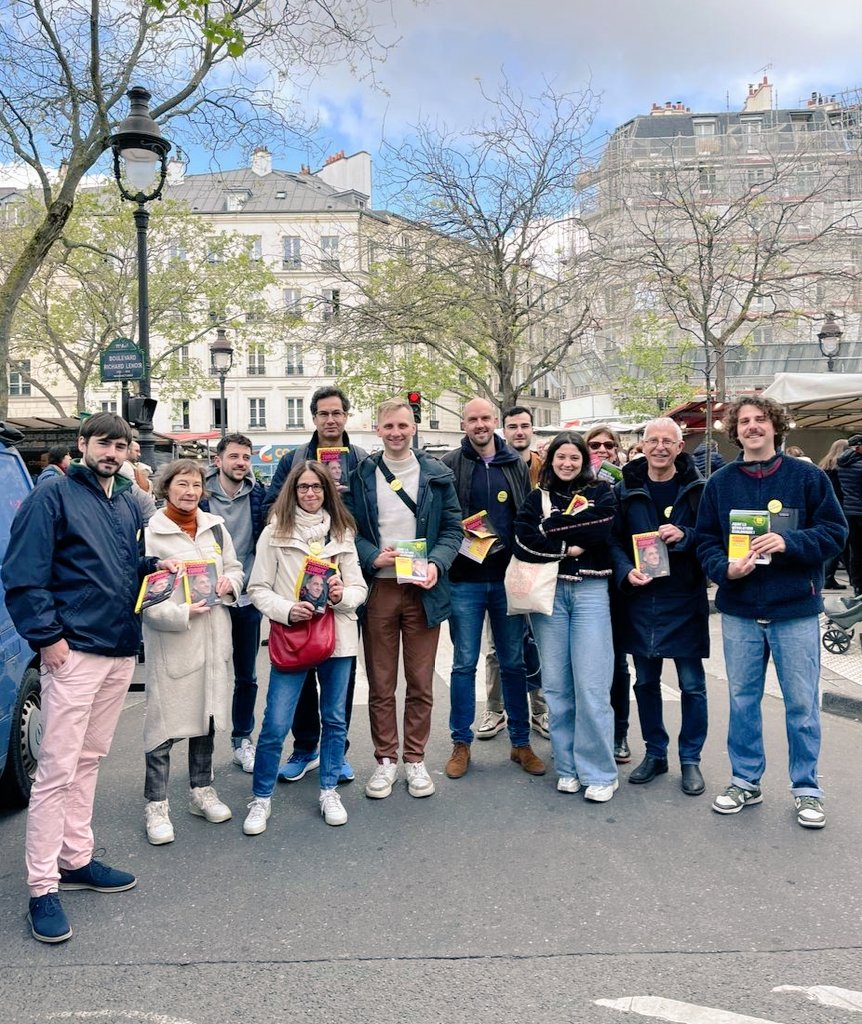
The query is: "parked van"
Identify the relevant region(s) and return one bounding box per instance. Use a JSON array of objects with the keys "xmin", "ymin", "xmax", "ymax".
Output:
[{"xmin": 0, "ymin": 425, "xmax": 41, "ymax": 805}]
